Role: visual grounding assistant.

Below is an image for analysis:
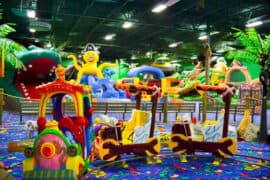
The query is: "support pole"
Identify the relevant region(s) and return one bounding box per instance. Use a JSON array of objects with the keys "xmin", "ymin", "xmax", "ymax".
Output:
[
  {"xmin": 163, "ymin": 92, "xmax": 168, "ymax": 123},
  {"xmin": 202, "ymin": 37, "xmax": 211, "ymax": 122}
]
